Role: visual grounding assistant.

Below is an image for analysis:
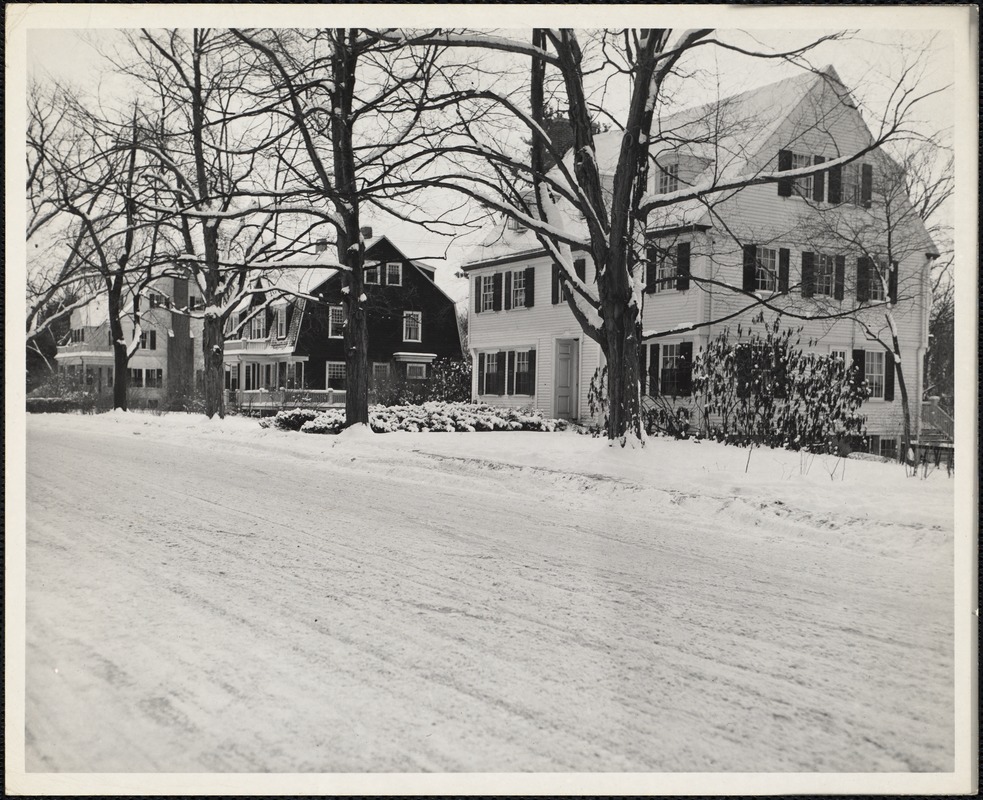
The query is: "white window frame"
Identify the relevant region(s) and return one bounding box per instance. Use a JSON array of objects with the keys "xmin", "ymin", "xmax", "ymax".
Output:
[
  {"xmin": 790, "ymin": 152, "xmax": 813, "ymax": 198},
  {"xmin": 506, "ymin": 216, "xmax": 523, "ymax": 232},
  {"xmin": 275, "ymin": 307, "xmax": 287, "ymax": 339},
  {"xmin": 325, "ymin": 361, "xmax": 346, "ymax": 390},
  {"xmin": 511, "ymin": 269, "xmax": 526, "ymax": 308},
  {"xmin": 249, "ymin": 313, "xmax": 266, "ymax": 340},
  {"xmin": 815, "ymin": 254, "xmax": 836, "ymax": 297},
  {"xmin": 403, "ymin": 311, "xmax": 422, "ymax": 342},
  {"xmin": 406, "ymin": 363, "xmax": 427, "ymax": 381},
  {"xmin": 651, "ymin": 249, "xmax": 676, "ymax": 294},
  {"xmin": 364, "ymin": 263, "xmax": 379, "ymax": 284},
  {"xmin": 482, "ymin": 351, "xmax": 498, "ymax": 394},
  {"xmin": 513, "ymin": 350, "xmax": 533, "ymax": 395},
  {"xmin": 328, "ymin": 305, "xmax": 345, "ymax": 338},
  {"xmin": 480, "ymin": 274, "xmax": 495, "ymax": 312},
  {"xmin": 865, "ymin": 349, "xmax": 885, "ymax": 399},
  {"xmin": 869, "ymin": 258, "xmax": 887, "ymax": 302},
  {"xmin": 755, "ymin": 247, "xmax": 778, "ymax": 292},
  {"xmin": 372, "ymin": 362, "xmax": 390, "ymax": 382},
  {"xmin": 657, "ymin": 163, "xmax": 679, "ymax": 195},
  {"xmin": 842, "ymin": 162, "xmax": 862, "ymax": 205},
  {"xmin": 386, "ymin": 262, "xmax": 402, "ymax": 286}
]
